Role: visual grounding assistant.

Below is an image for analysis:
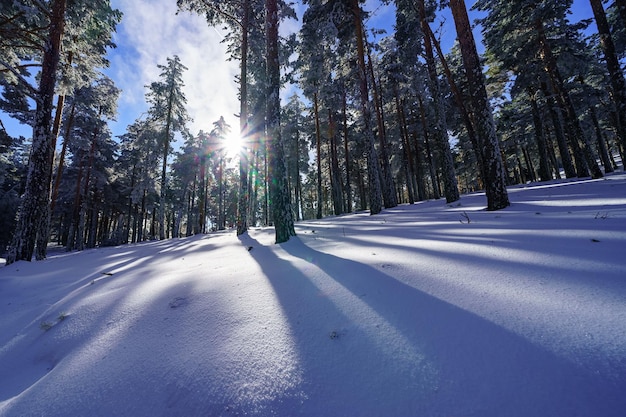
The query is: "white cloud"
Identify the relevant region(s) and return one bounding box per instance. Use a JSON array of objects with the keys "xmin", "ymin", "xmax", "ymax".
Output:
[{"xmin": 107, "ymin": 0, "xmax": 241, "ymax": 139}]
